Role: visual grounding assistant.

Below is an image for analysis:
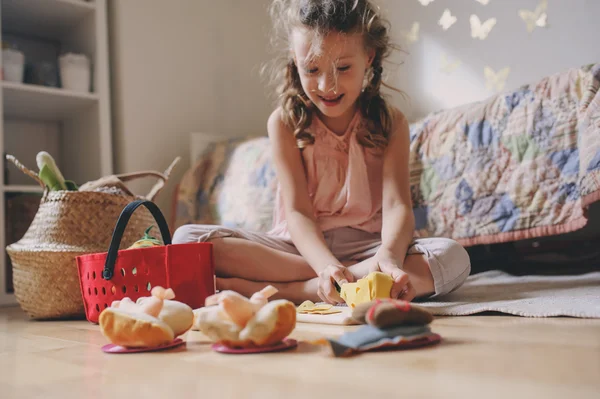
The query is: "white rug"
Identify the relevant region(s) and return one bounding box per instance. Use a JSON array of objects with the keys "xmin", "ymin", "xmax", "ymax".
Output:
[{"xmin": 418, "ymin": 270, "xmax": 600, "ymax": 318}]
